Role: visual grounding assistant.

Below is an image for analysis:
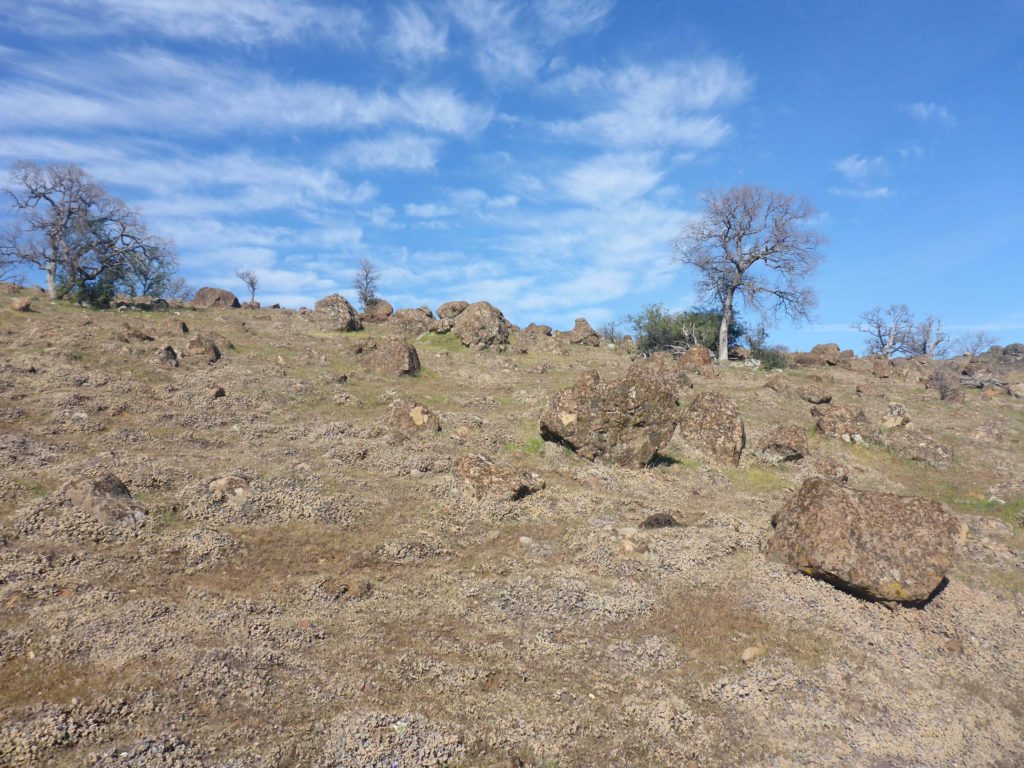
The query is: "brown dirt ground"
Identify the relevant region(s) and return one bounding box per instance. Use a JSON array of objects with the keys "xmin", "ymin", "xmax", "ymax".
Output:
[{"xmin": 1, "ymin": 285, "xmax": 1023, "ymax": 767}]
